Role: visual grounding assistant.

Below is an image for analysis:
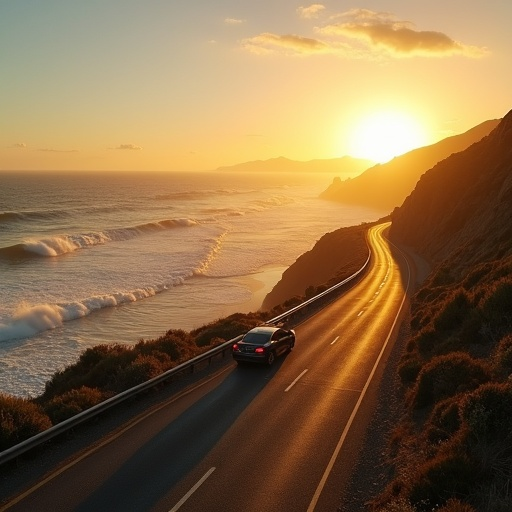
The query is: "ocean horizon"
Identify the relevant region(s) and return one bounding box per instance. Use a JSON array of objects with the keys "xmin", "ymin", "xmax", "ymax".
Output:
[{"xmin": 0, "ymin": 170, "xmax": 385, "ymax": 397}]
